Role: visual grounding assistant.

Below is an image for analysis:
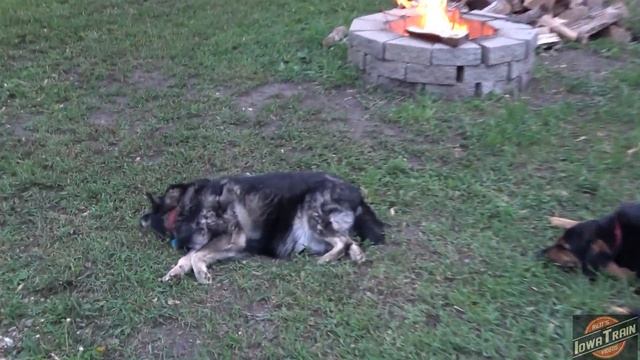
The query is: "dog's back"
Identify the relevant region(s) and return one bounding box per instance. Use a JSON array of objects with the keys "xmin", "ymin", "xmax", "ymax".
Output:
[{"xmin": 224, "ymin": 171, "xmax": 385, "ymax": 258}]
